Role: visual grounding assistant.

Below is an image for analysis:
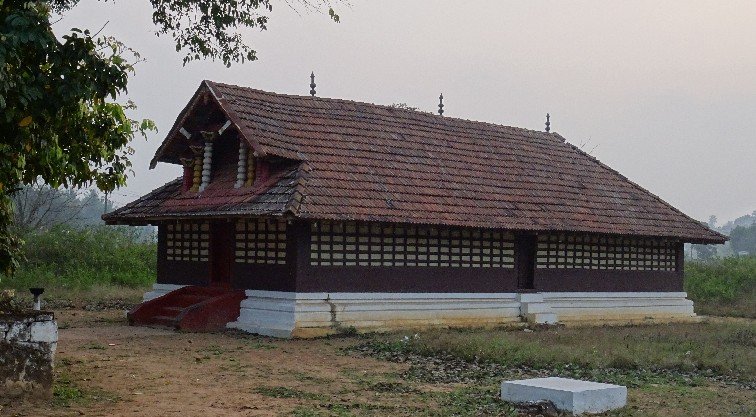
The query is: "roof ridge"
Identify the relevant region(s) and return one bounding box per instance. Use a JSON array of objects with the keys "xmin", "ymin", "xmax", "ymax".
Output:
[
  {"xmin": 208, "ymin": 80, "xmax": 563, "ymax": 141},
  {"xmin": 283, "ymin": 162, "xmax": 311, "ymax": 216}
]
